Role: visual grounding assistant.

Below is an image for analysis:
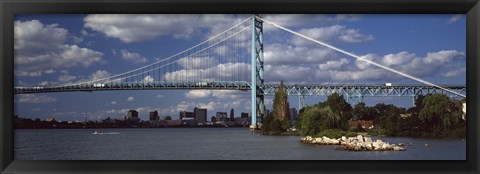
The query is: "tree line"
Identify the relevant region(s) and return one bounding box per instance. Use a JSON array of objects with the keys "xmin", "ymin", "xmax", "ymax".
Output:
[{"xmin": 261, "ymin": 82, "xmax": 466, "ymax": 138}]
